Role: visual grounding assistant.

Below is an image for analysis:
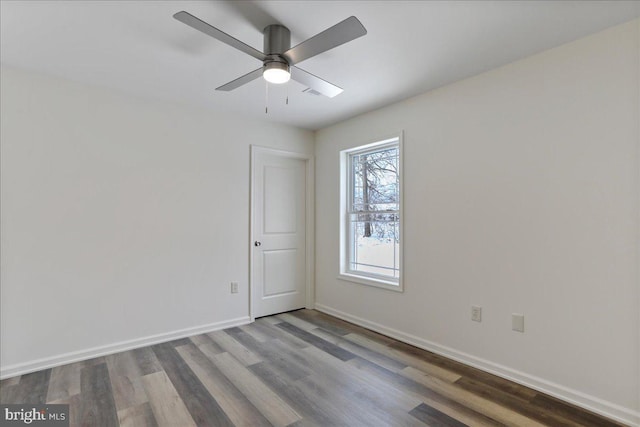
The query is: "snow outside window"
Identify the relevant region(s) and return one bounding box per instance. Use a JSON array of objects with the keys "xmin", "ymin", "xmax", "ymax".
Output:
[{"xmin": 340, "ymin": 136, "xmax": 403, "ymax": 291}]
